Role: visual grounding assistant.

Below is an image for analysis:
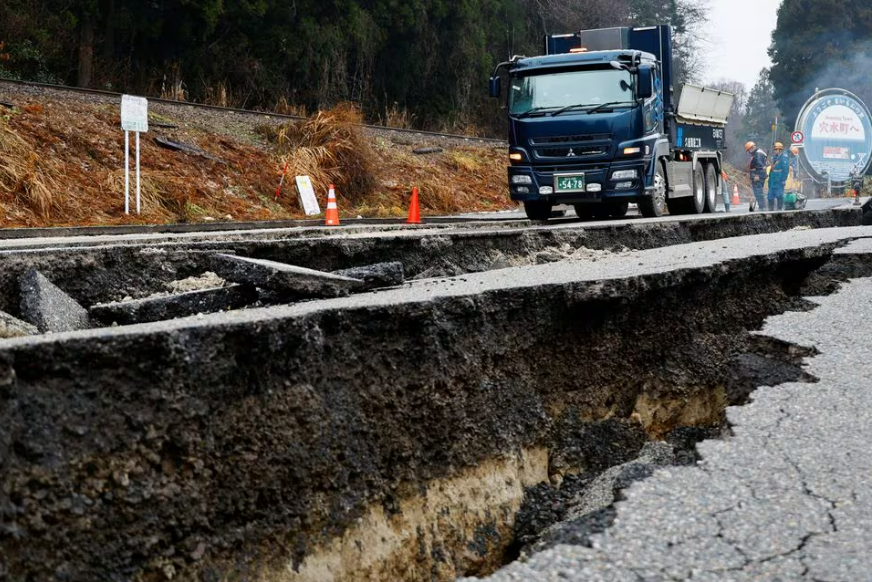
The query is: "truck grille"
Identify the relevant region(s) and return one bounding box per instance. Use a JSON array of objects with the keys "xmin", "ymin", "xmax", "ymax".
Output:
[
  {"xmin": 537, "ymin": 146, "xmax": 607, "ymax": 158},
  {"xmin": 530, "ymin": 133, "xmax": 612, "ymax": 145}
]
